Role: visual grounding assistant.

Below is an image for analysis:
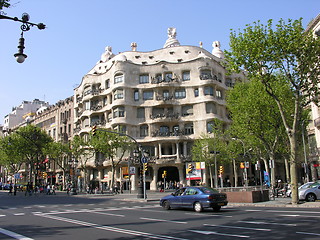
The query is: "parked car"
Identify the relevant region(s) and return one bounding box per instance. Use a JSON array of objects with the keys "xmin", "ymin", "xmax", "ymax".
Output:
[
  {"xmin": 160, "ymin": 186, "xmax": 228, "ymax": 212},
  {"xmin": 298, "ymin": 182, "xmax": 320, "ymax": 202}
]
